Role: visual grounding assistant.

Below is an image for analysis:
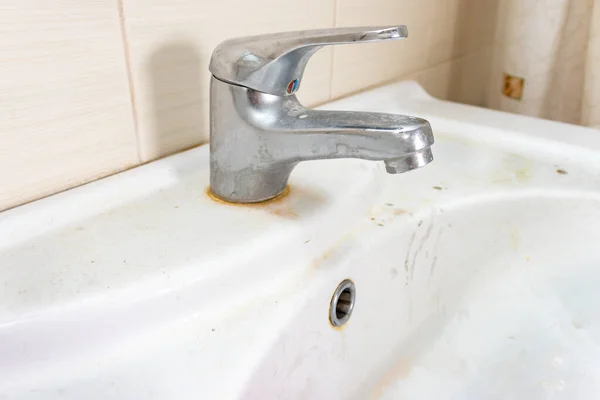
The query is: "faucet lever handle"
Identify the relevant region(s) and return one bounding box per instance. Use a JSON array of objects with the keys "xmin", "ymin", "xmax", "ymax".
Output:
[{"xmin": 209, "ymin": 25, "xmax": 408, "ymax": 96}]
